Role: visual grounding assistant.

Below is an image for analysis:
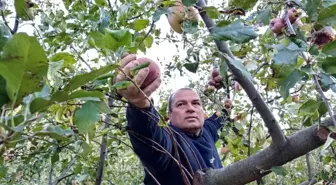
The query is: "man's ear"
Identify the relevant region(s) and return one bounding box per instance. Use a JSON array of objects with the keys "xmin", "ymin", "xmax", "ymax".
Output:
[{"xmin": 168, "ymin": 111, "xmax": 172, "ymax": 120}]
